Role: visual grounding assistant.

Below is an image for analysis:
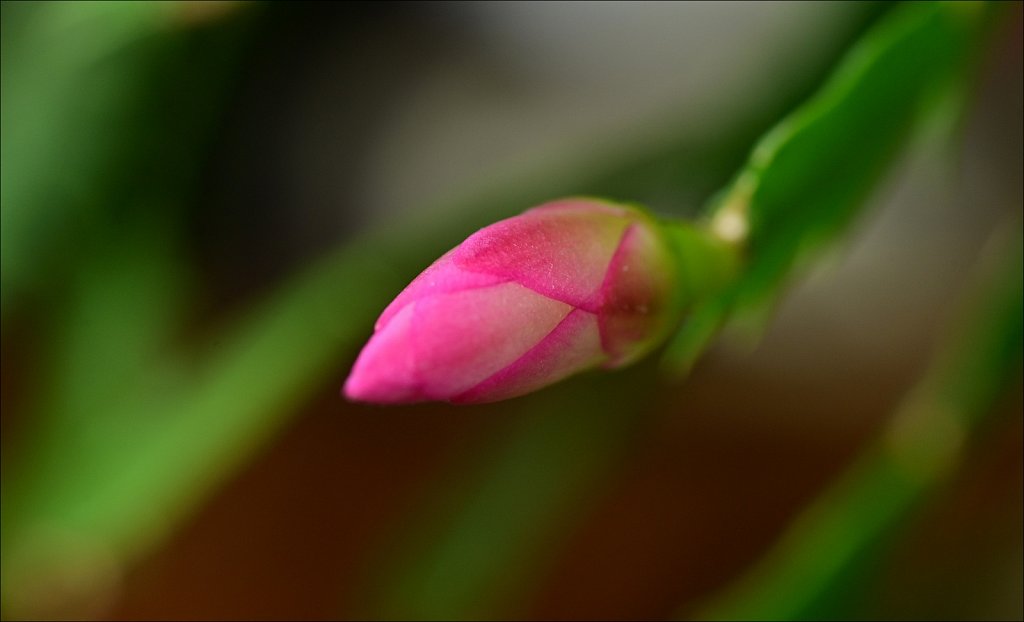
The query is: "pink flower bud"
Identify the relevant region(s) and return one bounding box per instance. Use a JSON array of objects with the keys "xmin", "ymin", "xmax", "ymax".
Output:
[{"xmin": 343, "ymin": 198, "xmax": 680, "ymax": 404}]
